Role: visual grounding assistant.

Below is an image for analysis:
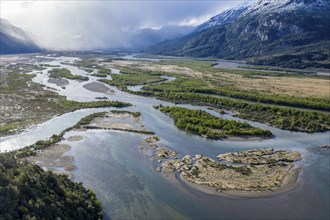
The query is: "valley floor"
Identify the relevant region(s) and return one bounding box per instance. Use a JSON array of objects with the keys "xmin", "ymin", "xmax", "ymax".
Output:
[{"xmin": 0, "ymin": 53, "xmax": 329, "ymax": 220}]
